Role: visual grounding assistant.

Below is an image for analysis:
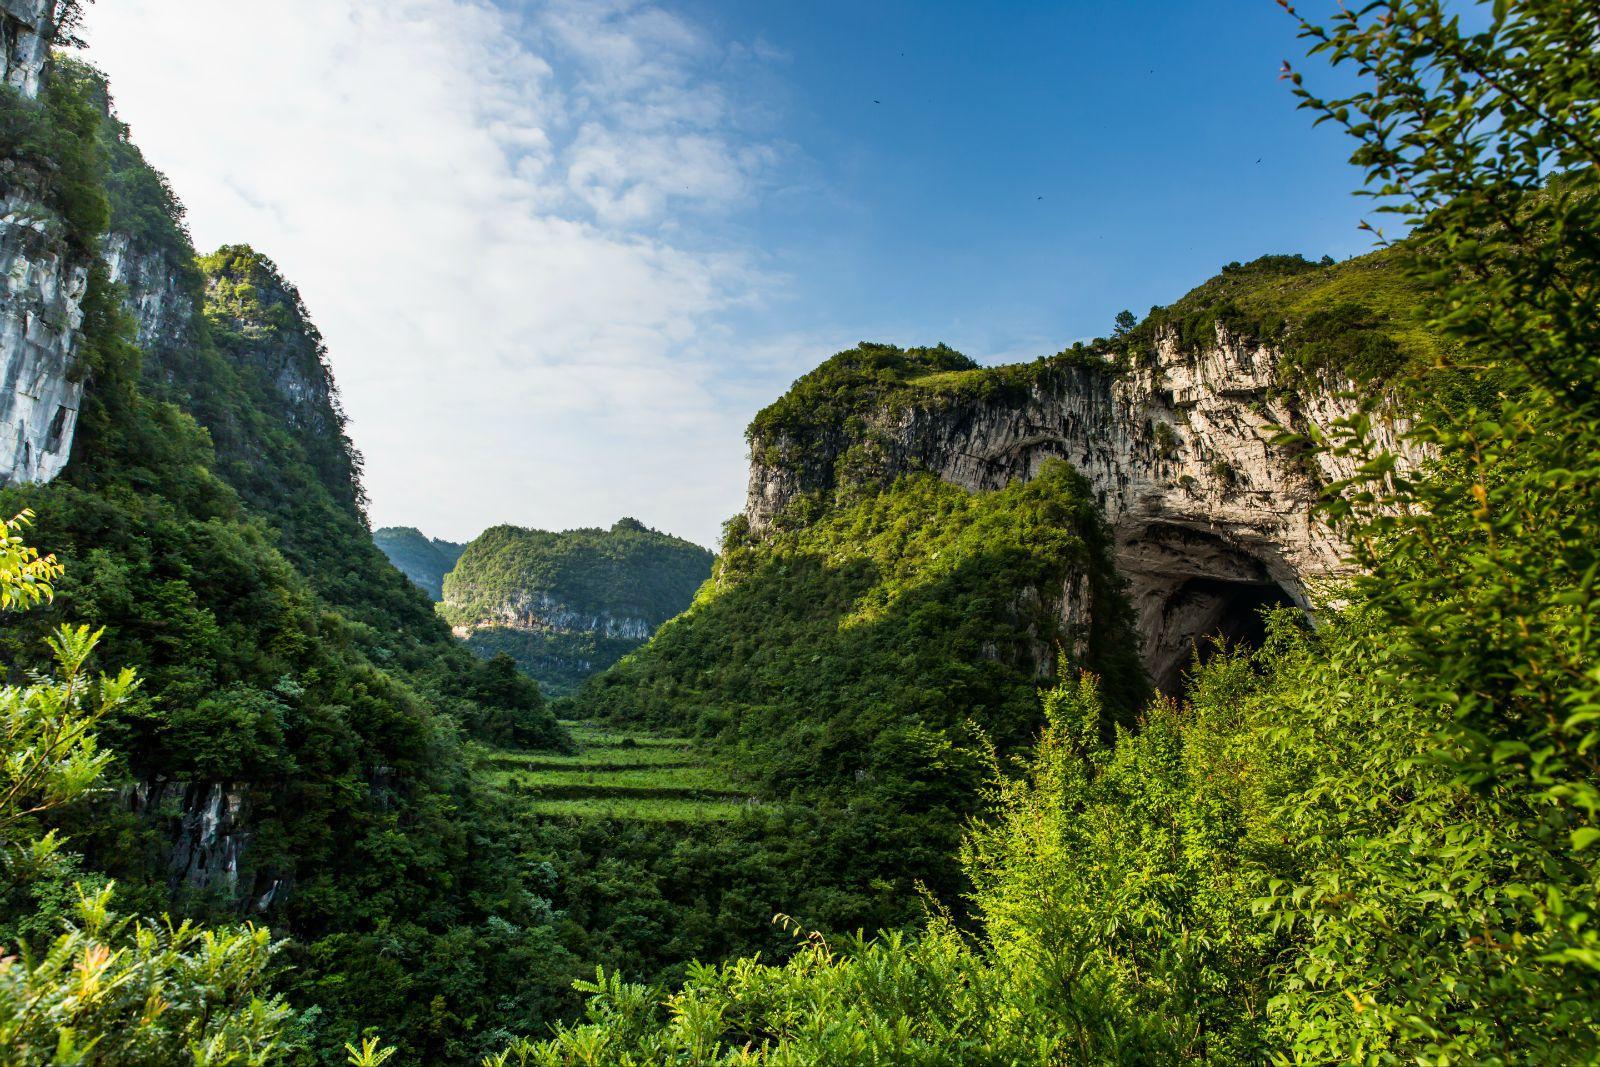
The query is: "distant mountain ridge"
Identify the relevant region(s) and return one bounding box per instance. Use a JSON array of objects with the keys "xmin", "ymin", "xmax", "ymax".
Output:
[
  {"xmin": 441, "ymin": 517, "xmax": 714, "ymax": 695},
  {"xmin": 373, "ymin": 526, "xmax": 466, "ymax": 600}
]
